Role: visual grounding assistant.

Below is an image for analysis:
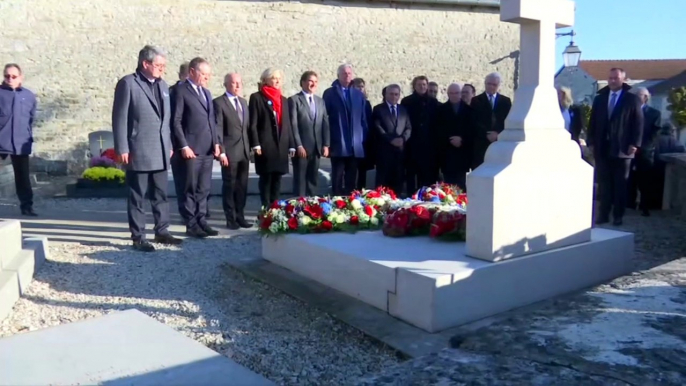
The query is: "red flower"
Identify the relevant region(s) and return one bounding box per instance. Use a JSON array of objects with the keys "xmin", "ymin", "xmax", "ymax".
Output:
[
  {"xmin": 304, "ymin": 205, "xmax": 323, "ymax": 219},
  {"xmin": 260, "ymin": 215, "xmax": 273, "ymax": 230},
  {"xmin": 287, "ymin": 217, "xmax": 298, "ymax": 230},
  {"xmin": 101, "ymin": 148, "xmax": 117, "ymax": 161},
  {"xmin": 350, "ymin": 216, "xmax": 359, "ymax": 225},
  {"xmin": 366, "ymin": 191, "xmax": 380, "ymax": 199},
  {"xmin": 364, "ymin": 205, "xmax": 374, "ymax": 216},
  {"xmin": 335, "ymin": 200, "xmax": 347, "ymax": 209},
  {"xmin": 321, "ymin": 220, "xmax": 333, "ymax": 231},
  {"xmin": 457, "ymin": 193, "xmax": 468, "ymax": 205},
  {"xmin": 318, "ymin": 197, "xmax": 328, "ymax": 203},
  {"xmin": 270, "ymin": 201, "xmax": 281, "ymax": 209},
  {"xmin": 285, "ymin": 204, "xmax": 295, "ymax": 215}
]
